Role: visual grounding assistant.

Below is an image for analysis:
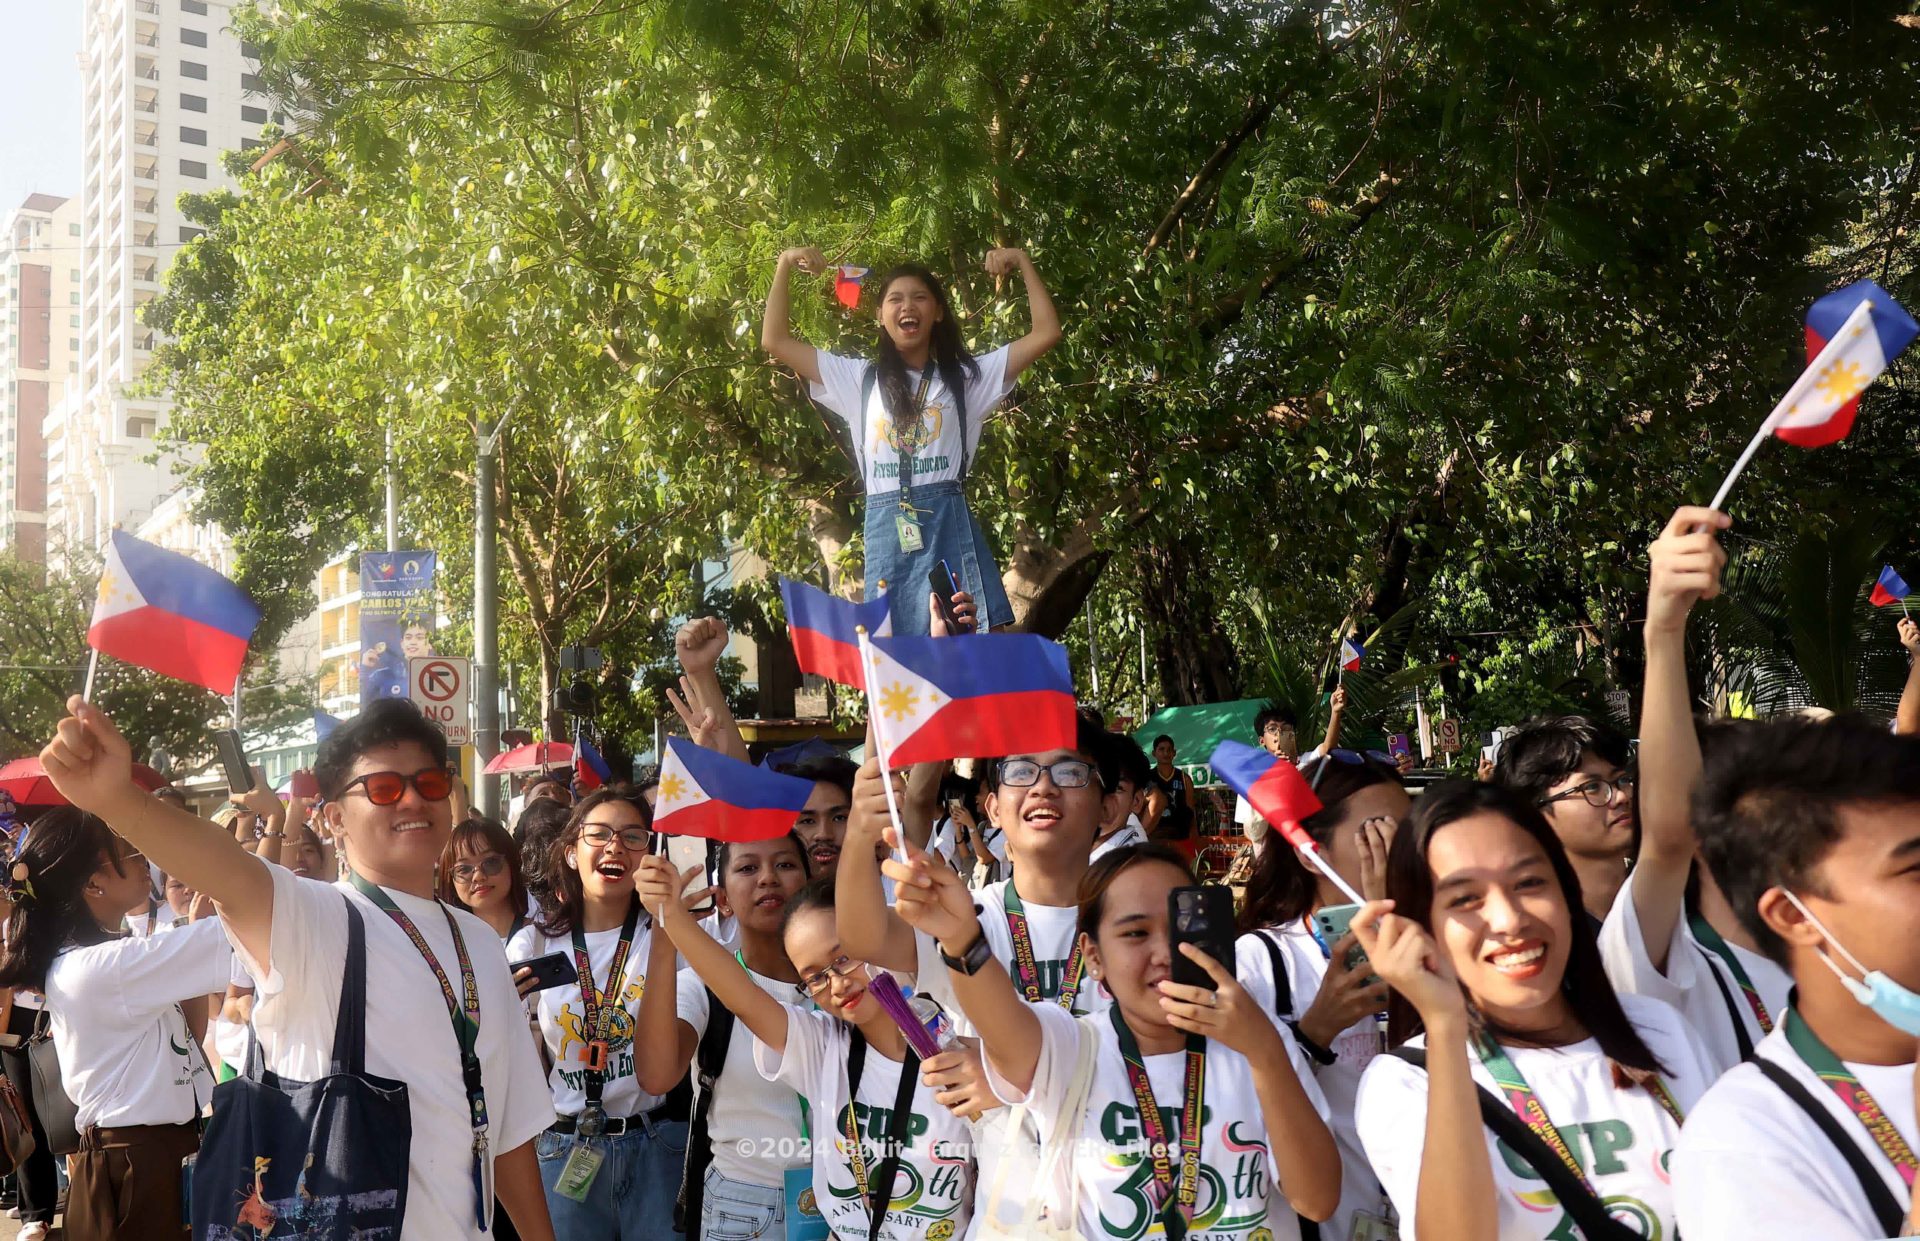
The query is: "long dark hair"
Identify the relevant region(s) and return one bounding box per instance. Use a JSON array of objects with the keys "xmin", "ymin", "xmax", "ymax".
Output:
[
  {"xmin": 1075, "ymin": 842, "xmax": 1193, "ymax": 941},
  {"xmin": 1386, "ymin": 781, "xmax": 1666, "ymax": 1083},
  {"xmin": 1238, "ymin": 754, "xmax": 1403, "ymax": 933},
  {"xmin": 437, "ymin": 816, "xmax": 529, "ymax": 917},
  {"xmin": 0, "ymin": 808, "xmax": 129, "ymax": 992},
  {"xmin": 873, "ymin": 265, "xmax": 979, "ymax": 435},
  {"xmin": 536, "ymin": 787, "xmax": 651, "ymax": 938}
]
